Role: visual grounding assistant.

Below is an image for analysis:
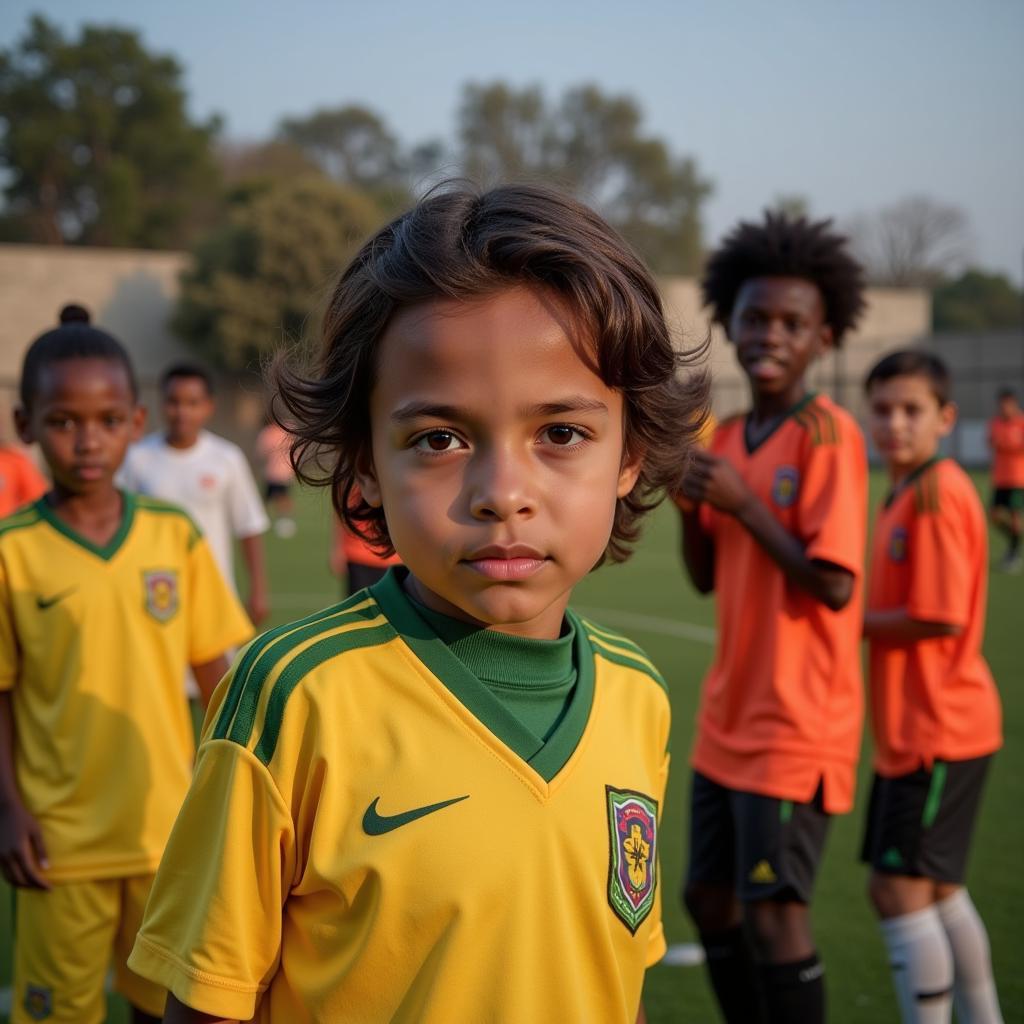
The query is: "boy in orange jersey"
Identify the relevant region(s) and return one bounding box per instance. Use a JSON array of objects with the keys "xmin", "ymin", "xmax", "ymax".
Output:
[
  {"xmin": 677, "ymin": 212, "xmax": 868, "ymax": 1024},
  {"xmin": 987, "ymin": 387, "xmax": 1024, "ymax": 572},
  {"xmin": 863, "ymin": 351, "xmax": 1003, "ymax": 1024},
  {"xmin": 0, "ymin": 444, "xmax": 47, "ymax": 518}
]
